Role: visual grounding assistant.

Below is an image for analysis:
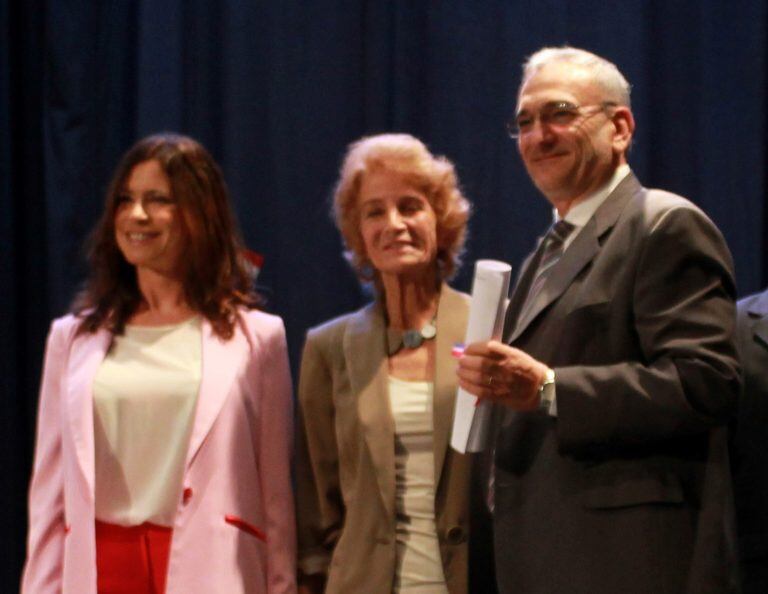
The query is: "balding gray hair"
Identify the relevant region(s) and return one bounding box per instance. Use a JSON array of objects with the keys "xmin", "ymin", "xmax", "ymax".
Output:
[{"xmin": 521, "ymin": 46, "xmax": 631, "ymax": 108}]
